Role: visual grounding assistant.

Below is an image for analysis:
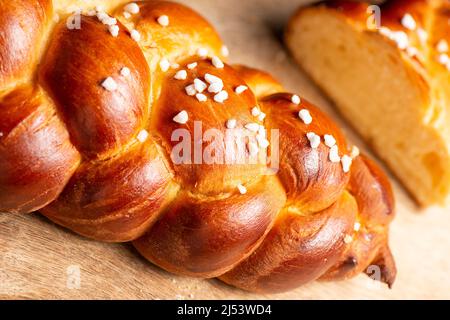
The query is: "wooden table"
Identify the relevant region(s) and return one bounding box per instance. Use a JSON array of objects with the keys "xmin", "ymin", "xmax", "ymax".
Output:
[{"xmin": 1, "ymin": 0, "xmax": 449, "ymax": 299}]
